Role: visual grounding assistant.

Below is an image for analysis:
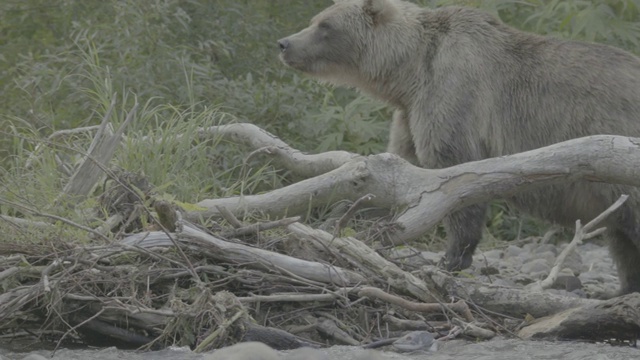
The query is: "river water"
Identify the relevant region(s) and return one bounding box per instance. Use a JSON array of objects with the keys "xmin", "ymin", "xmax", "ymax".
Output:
[{"xmin": 1, "ymin": 339, "xmax": 637, "ymax": 360}]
